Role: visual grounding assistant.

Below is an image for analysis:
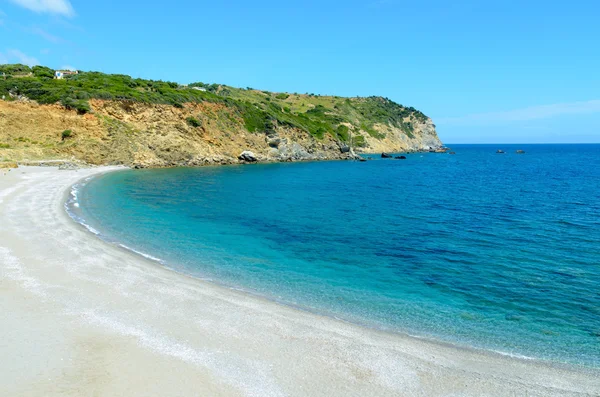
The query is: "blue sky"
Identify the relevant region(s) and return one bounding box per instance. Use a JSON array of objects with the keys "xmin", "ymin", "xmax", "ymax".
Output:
[{"xmin": 1, "ymin": 0, "xmax": 599, "ymax": 143}]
